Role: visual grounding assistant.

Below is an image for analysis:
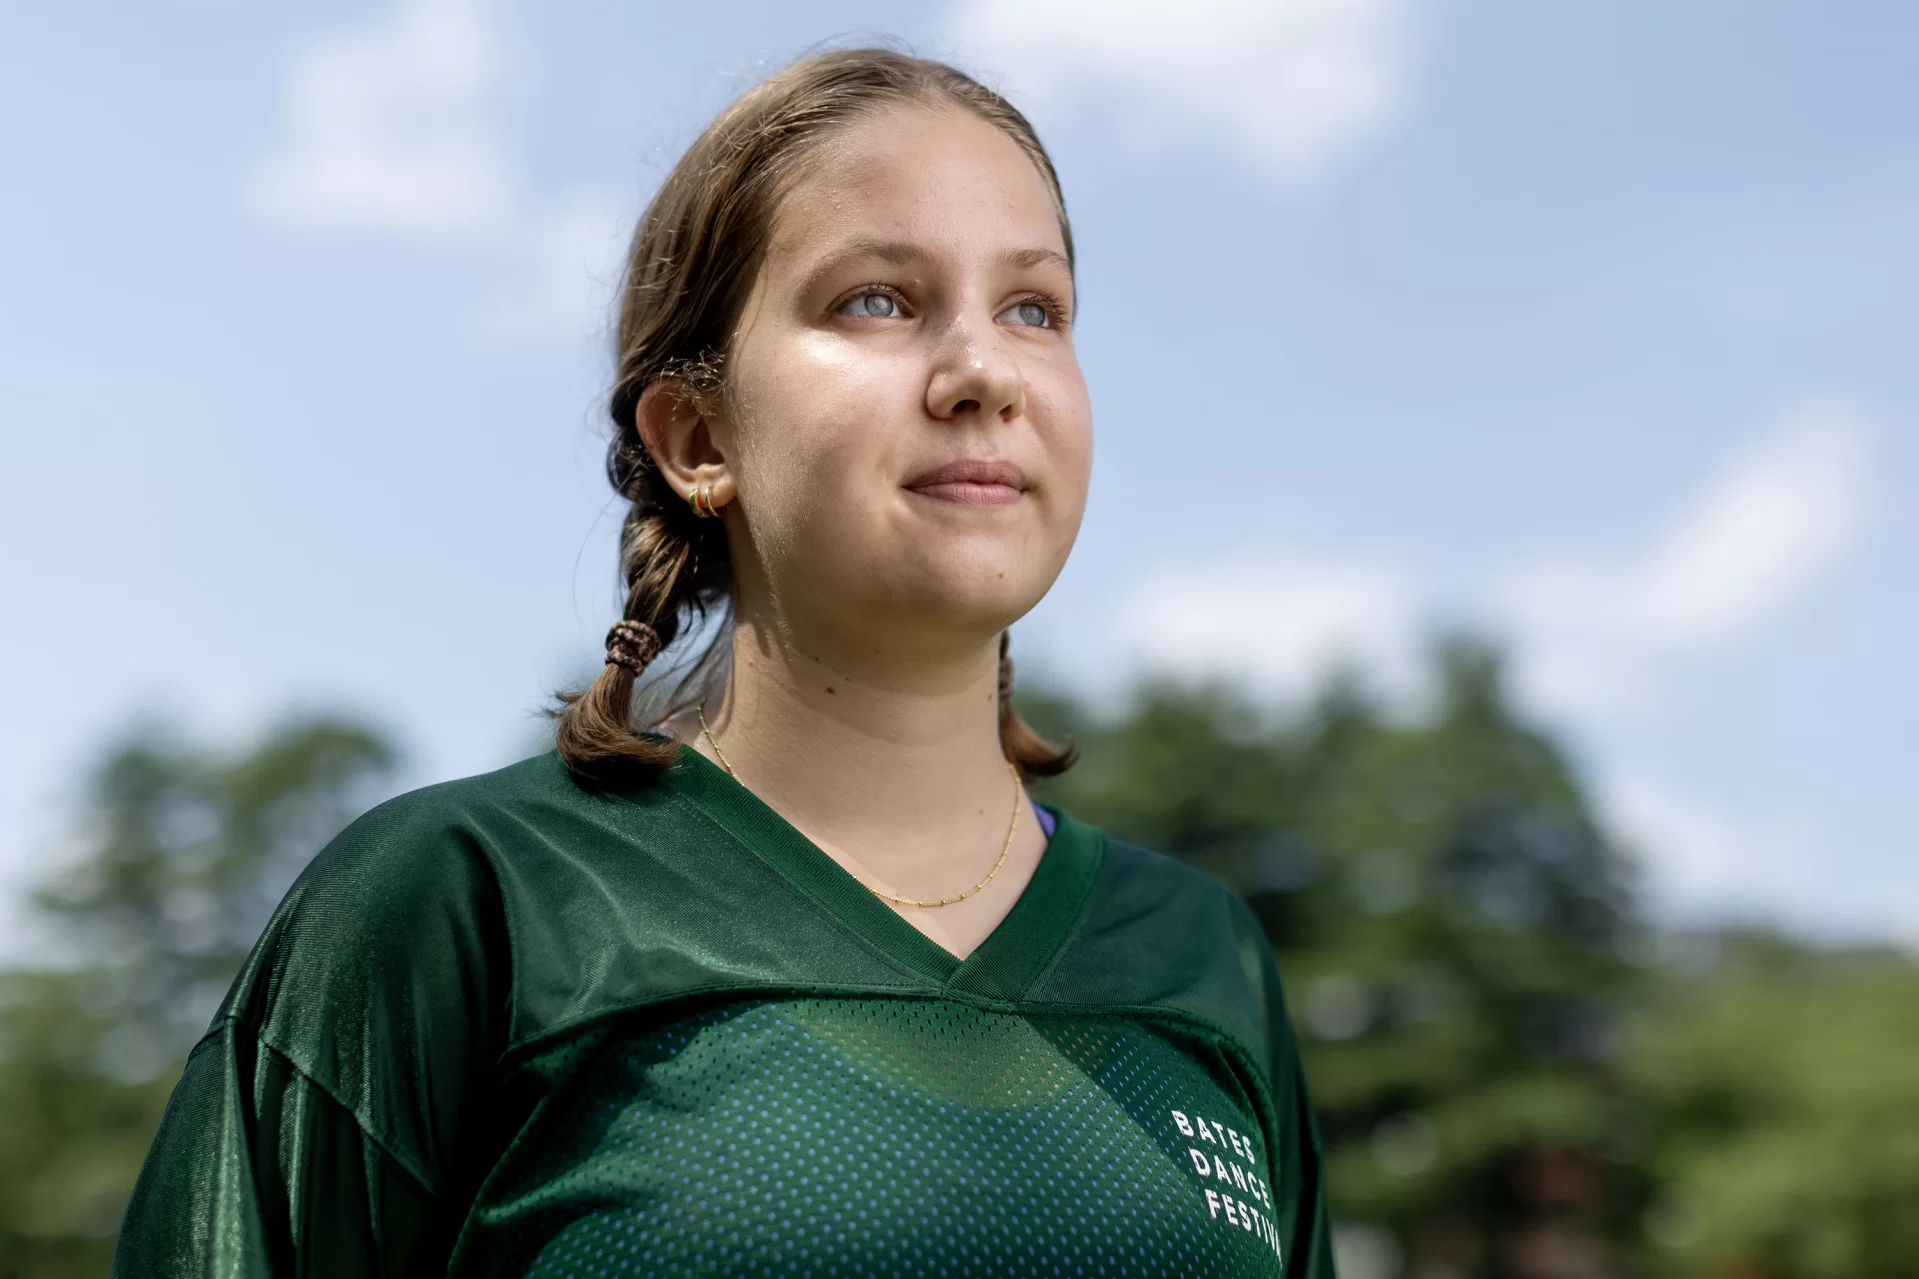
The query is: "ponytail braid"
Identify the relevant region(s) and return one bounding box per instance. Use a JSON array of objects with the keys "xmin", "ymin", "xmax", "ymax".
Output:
[{"xmin": 552, "ymin": 415, "xmax": 733, "ymax": 788}]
